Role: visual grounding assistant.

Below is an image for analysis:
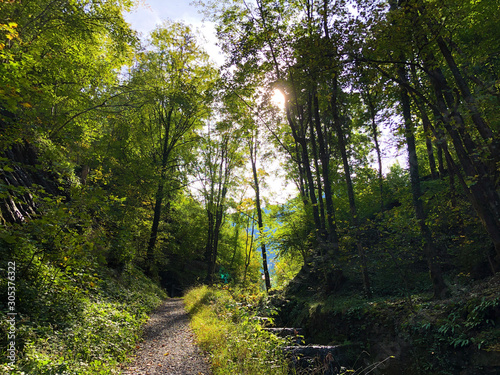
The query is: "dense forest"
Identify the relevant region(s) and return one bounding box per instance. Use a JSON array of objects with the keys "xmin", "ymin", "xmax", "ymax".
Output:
[{"xmin": 1, "ymin": 0, "xmax": 499, "ymax": 374}]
